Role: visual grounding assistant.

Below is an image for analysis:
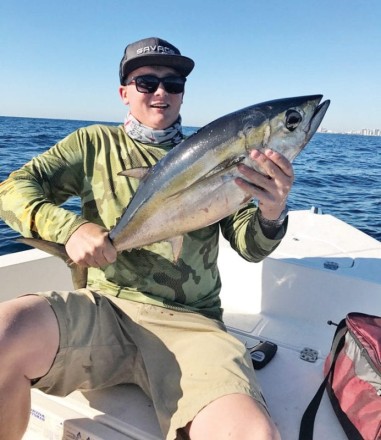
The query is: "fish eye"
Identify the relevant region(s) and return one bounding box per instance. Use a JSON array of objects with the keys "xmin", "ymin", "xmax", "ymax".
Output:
[{"xmin": 285, "ymin": 110, "xmax": 302, "ymax": 132}]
